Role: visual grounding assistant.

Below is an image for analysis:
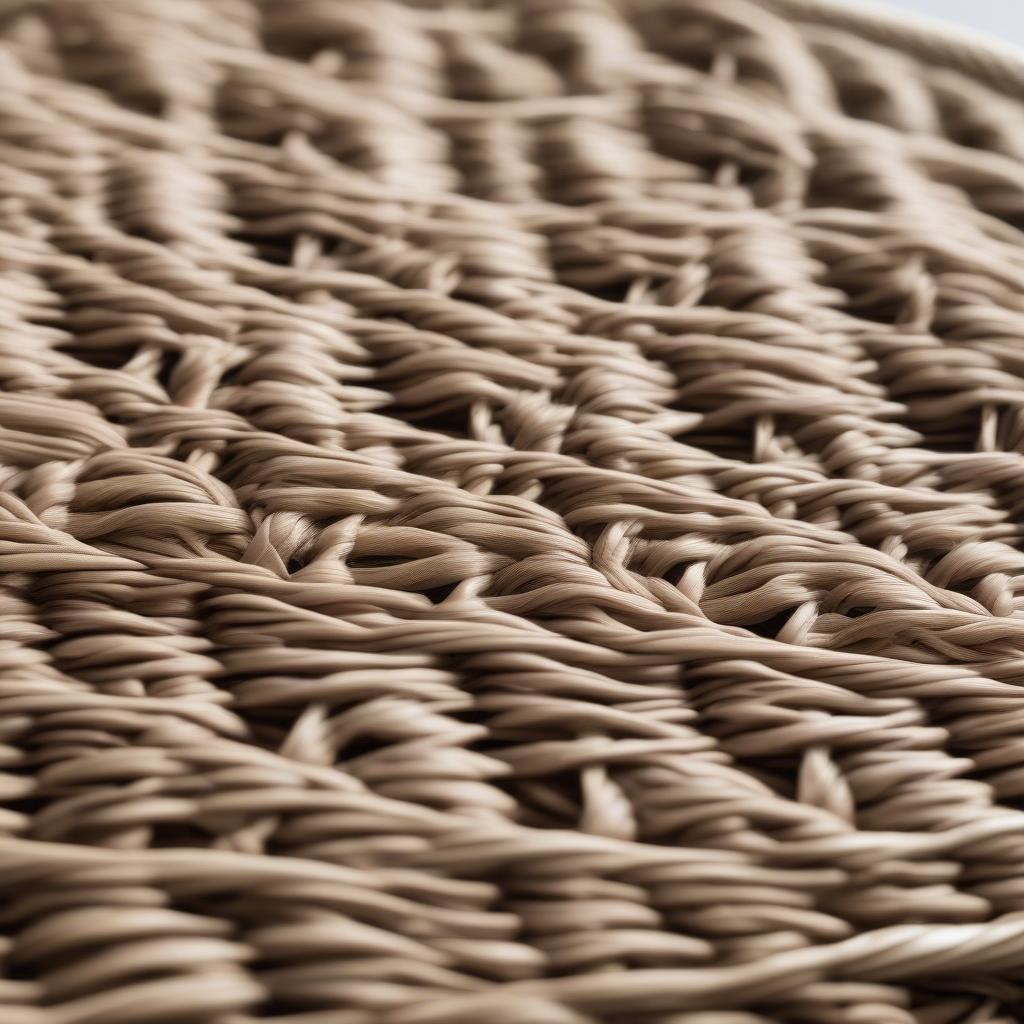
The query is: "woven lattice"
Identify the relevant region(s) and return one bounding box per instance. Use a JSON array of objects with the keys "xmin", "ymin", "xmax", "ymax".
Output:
[{"xmin": 3, "ymin": 0, "xmax": 1024, "ymax": 1021}]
